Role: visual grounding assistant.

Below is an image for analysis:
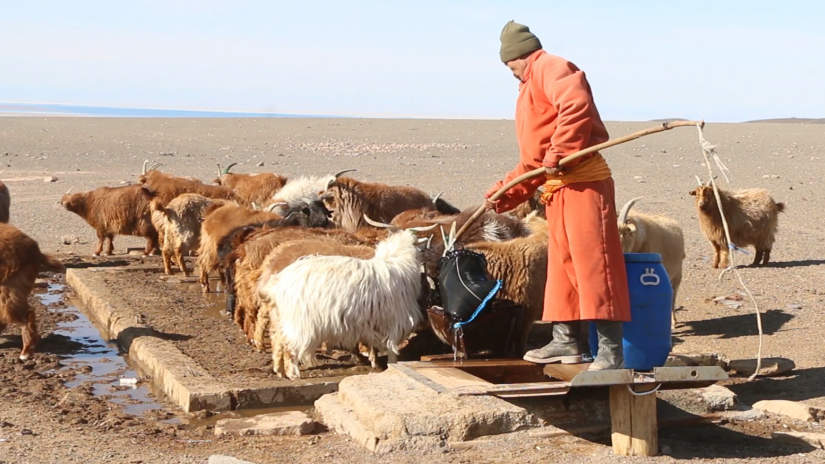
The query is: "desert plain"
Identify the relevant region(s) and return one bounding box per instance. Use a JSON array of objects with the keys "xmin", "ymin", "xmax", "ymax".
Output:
[{"xmin": 0, "ymin": 116, "xmax": 823, "ymax": 463}]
